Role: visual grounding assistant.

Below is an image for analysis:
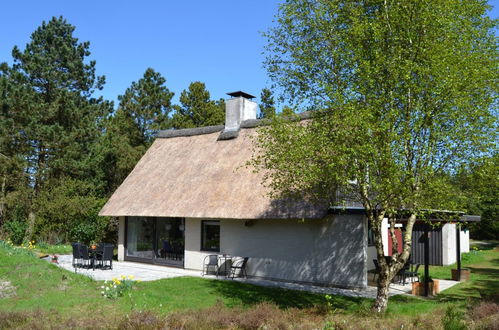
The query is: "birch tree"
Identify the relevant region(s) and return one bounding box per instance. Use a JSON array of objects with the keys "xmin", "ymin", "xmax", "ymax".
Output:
[{"xmin": 253, "ymin": 0, "xmax": 497, "ymax": 312}]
